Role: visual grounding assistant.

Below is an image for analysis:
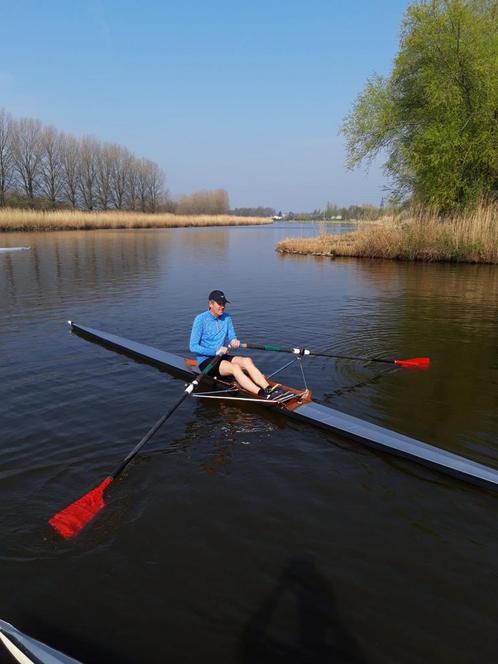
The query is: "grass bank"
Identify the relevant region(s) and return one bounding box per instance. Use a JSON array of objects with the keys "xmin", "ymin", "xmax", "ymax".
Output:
[
  {"xmin": 277, "ymin": 204, "xmax": 498, "ymax": 264},
  {"xmin": 0, "ymin": 208, "xmax": 272, "ymax": 232}
]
